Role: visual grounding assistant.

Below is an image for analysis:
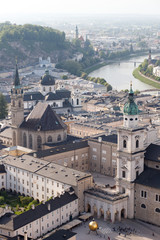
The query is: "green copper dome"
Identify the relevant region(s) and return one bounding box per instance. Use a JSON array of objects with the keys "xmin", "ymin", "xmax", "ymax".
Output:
[{"xmin": 123, "ymin": 83, "xmax": 139, "ymax": 115}]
